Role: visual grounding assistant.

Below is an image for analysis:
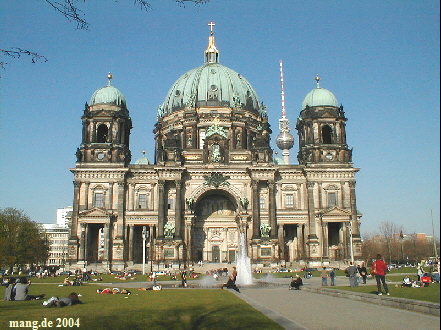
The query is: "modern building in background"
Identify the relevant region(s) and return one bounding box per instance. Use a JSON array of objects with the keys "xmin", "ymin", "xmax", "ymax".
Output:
[
  {"xmin": 41, "ymin": 224, "xmax": 69, "ymax": 267},
  {"xmin": 67, "ymin": 23, "xmax": 362, "ymax": 271},
  {"xmin": 57, "ymin": 206, "xmax": 73, "ymax": 228}
]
